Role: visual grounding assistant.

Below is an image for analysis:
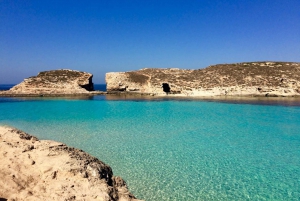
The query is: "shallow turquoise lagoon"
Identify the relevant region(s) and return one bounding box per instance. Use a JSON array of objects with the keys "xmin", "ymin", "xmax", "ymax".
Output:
[{"xmin": 0, "ymin": 96, "xmax": 299, "ymax": 200}]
